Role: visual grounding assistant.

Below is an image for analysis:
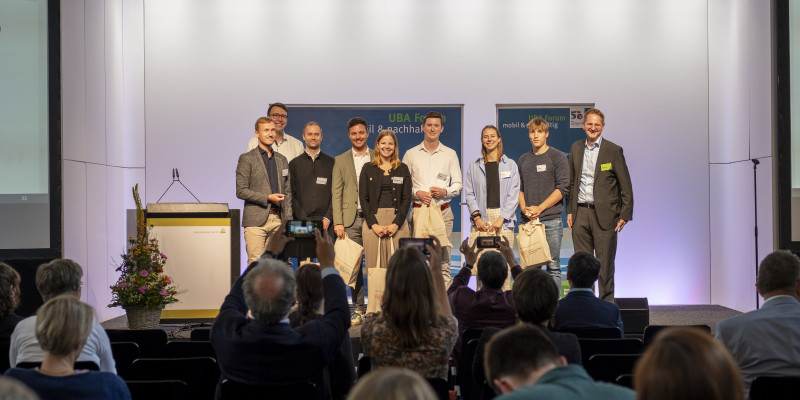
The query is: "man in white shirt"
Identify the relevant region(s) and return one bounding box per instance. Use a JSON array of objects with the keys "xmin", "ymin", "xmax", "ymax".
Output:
[
  {"xmin": 332, "ymin": 117, "xmax": 373, "ymax": 324},
  {"xmin": 247, "ymin": 102, "xmax": 304, "ymax": 161},
  {"xmin": 402, "ymin": 111, "xmax": 462, "ymax": 287}
]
